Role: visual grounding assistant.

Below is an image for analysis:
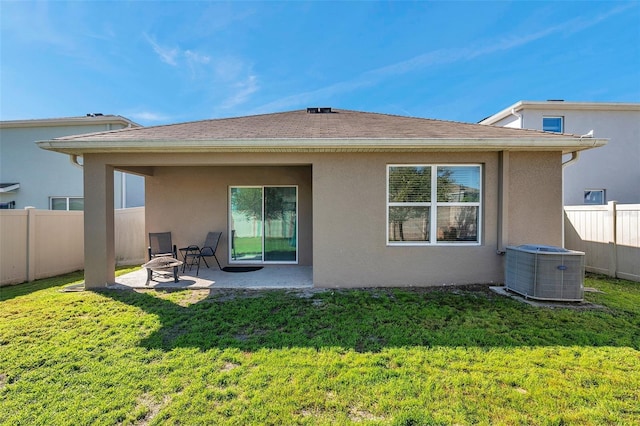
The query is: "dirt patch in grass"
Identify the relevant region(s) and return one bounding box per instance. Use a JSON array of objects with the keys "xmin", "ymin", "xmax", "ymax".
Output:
[
  {"xmin": 134, "ymin": 393, "xmax": 171, "ymax": 426},
  {"xmin": 202, "ymin": 283, "xmax": 496, "ymax": 301}
]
